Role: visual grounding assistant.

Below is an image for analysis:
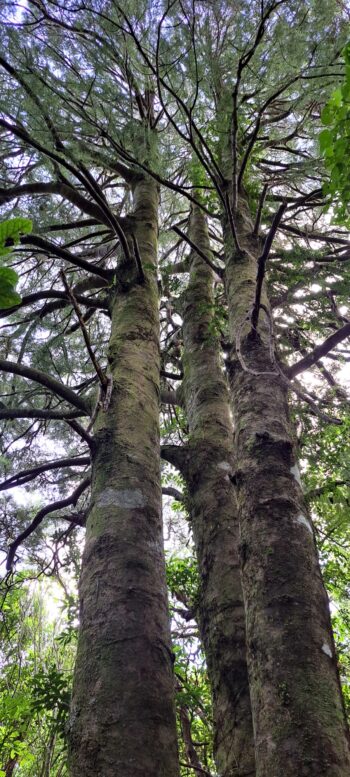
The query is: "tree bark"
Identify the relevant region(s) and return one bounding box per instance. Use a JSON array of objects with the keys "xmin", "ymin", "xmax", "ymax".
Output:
[
  {"xmin": 223, "ymin": 194, "xmax": 350, "ymax": 776},
  {"xmin": 180, "ymin": 205, "xmax": 255, "ymax": 776},
  {"xmin": 68, "ymin": 177, "xmax": 179, "ymax": 777}
]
